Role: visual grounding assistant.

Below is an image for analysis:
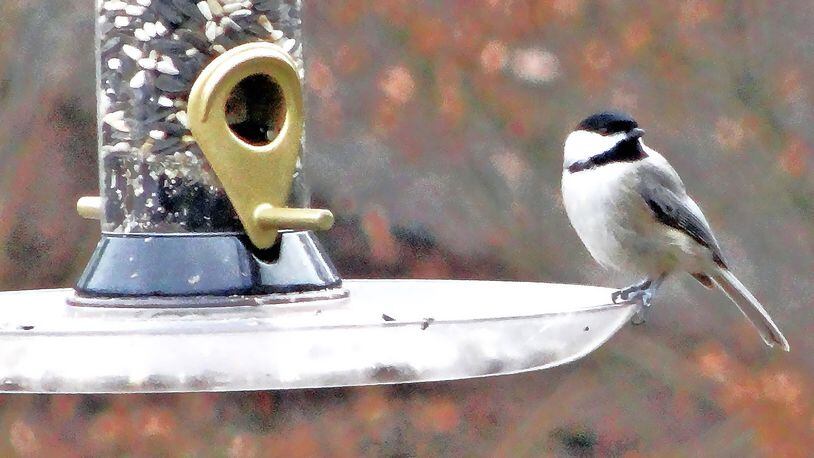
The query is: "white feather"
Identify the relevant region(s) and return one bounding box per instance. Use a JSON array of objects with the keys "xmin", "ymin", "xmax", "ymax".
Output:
[{"xmin": 563, "ymin": 130, "xmax": 626, "ymax": 169}]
